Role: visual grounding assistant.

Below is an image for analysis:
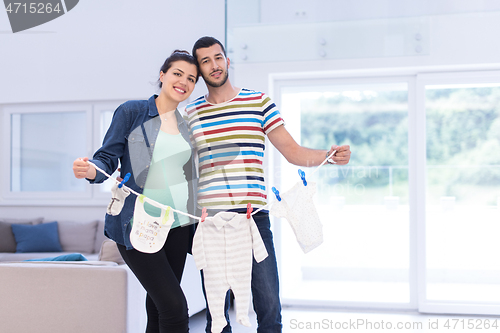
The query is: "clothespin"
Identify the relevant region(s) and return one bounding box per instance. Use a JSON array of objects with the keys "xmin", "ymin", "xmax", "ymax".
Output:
[
  {"xmin": 272, "ymin": 187, "xmax": 281, "ymax": 201},
  {"xmin": 298, "ymin": 169, "xmax": 307, "ymax": 186},
  {"xmin": 118, "ymin": 173, "xmax": 131, "ymax": 188},
  {"xmin": 200, "ymin": 207, "xmax": 208, "ymax": 223},
  {"xmin": 246, "ymin": 203, "xmax": 252, "ymax": 219},
  {"xmin": 162, "ymin": 207, "xmax": 171, "ymax": 225}
]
